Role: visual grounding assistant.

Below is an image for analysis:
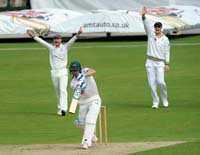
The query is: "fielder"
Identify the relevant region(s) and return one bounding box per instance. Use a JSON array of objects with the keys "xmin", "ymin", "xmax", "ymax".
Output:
[
  {"xmin": 69, "ymin": 61, "xmax": 101, "ymax": 150},
  {"xmin": 141, "ymin": 7, "xmax": 170, "ymax": 109},
  {"xmin": 26, "ymin": 27, "xmax": 82, "ymax": 116}
]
